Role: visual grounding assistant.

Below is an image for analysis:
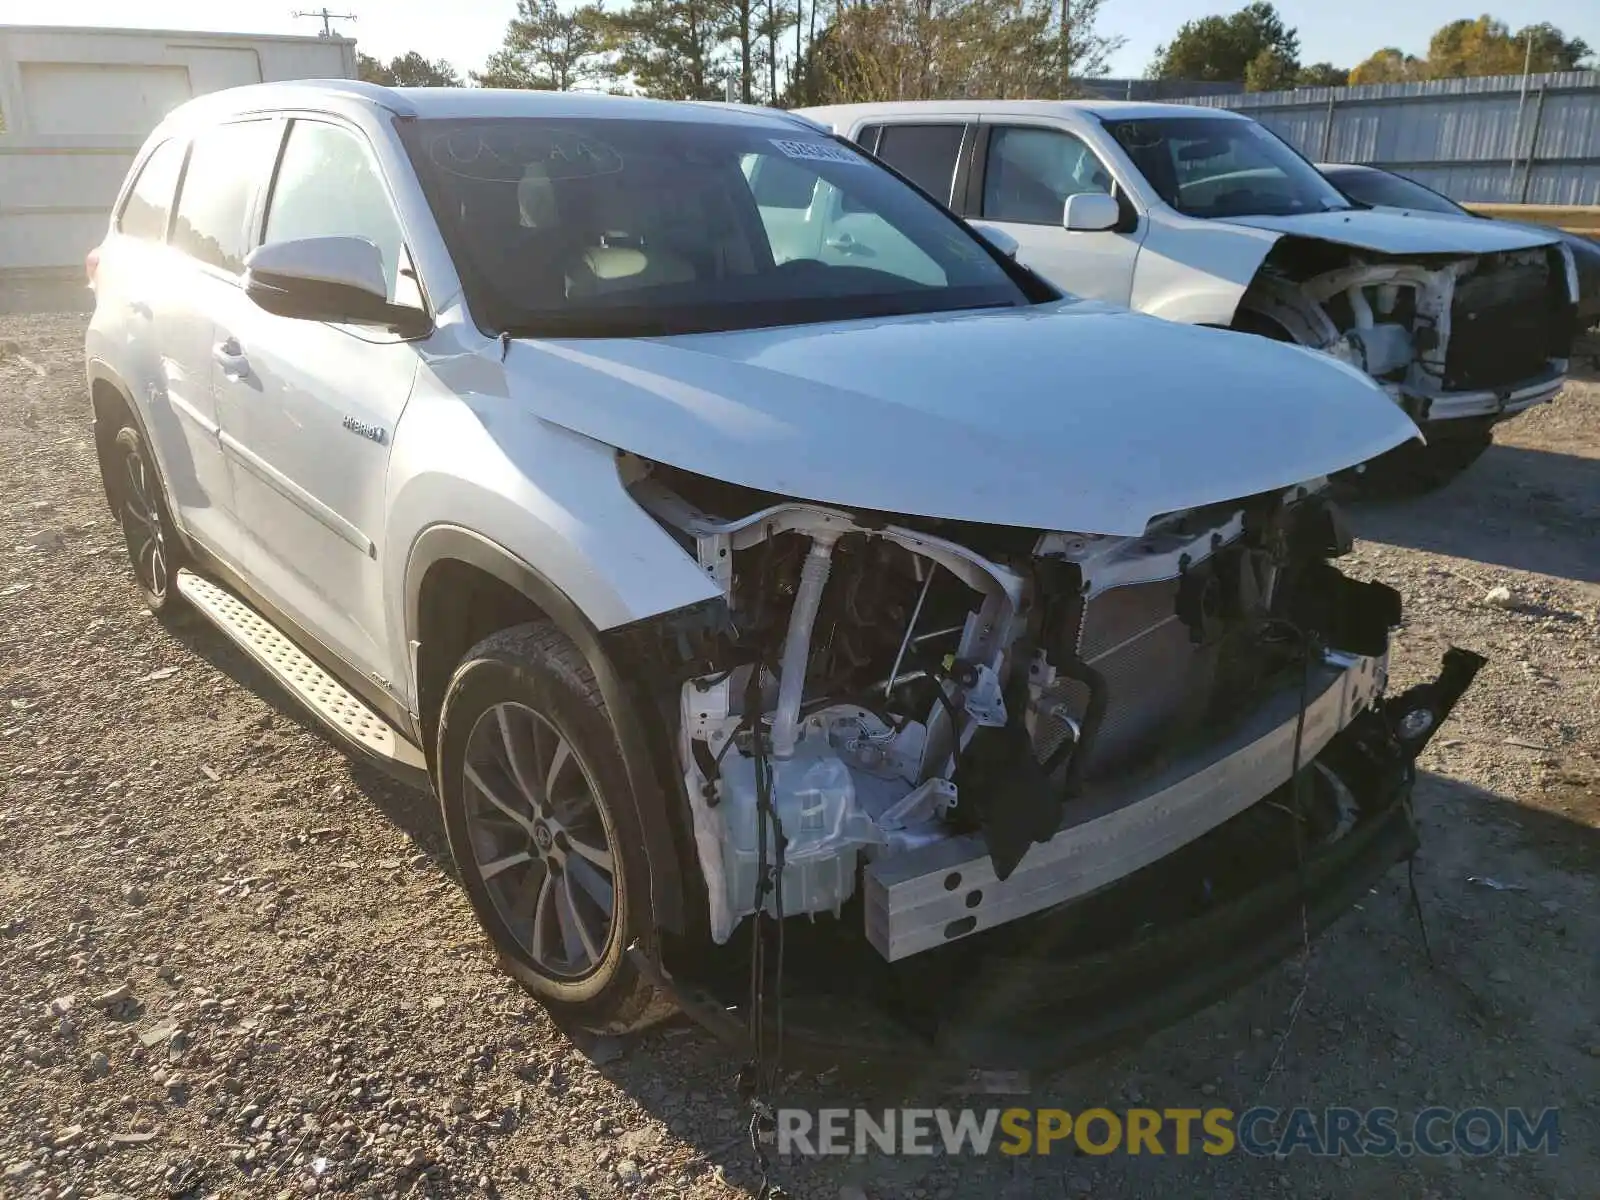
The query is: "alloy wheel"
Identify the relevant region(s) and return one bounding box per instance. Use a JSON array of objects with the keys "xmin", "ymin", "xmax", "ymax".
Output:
[{"xmin": 461, "ymin": 702, "xmax": 618, "ymax": 979}]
